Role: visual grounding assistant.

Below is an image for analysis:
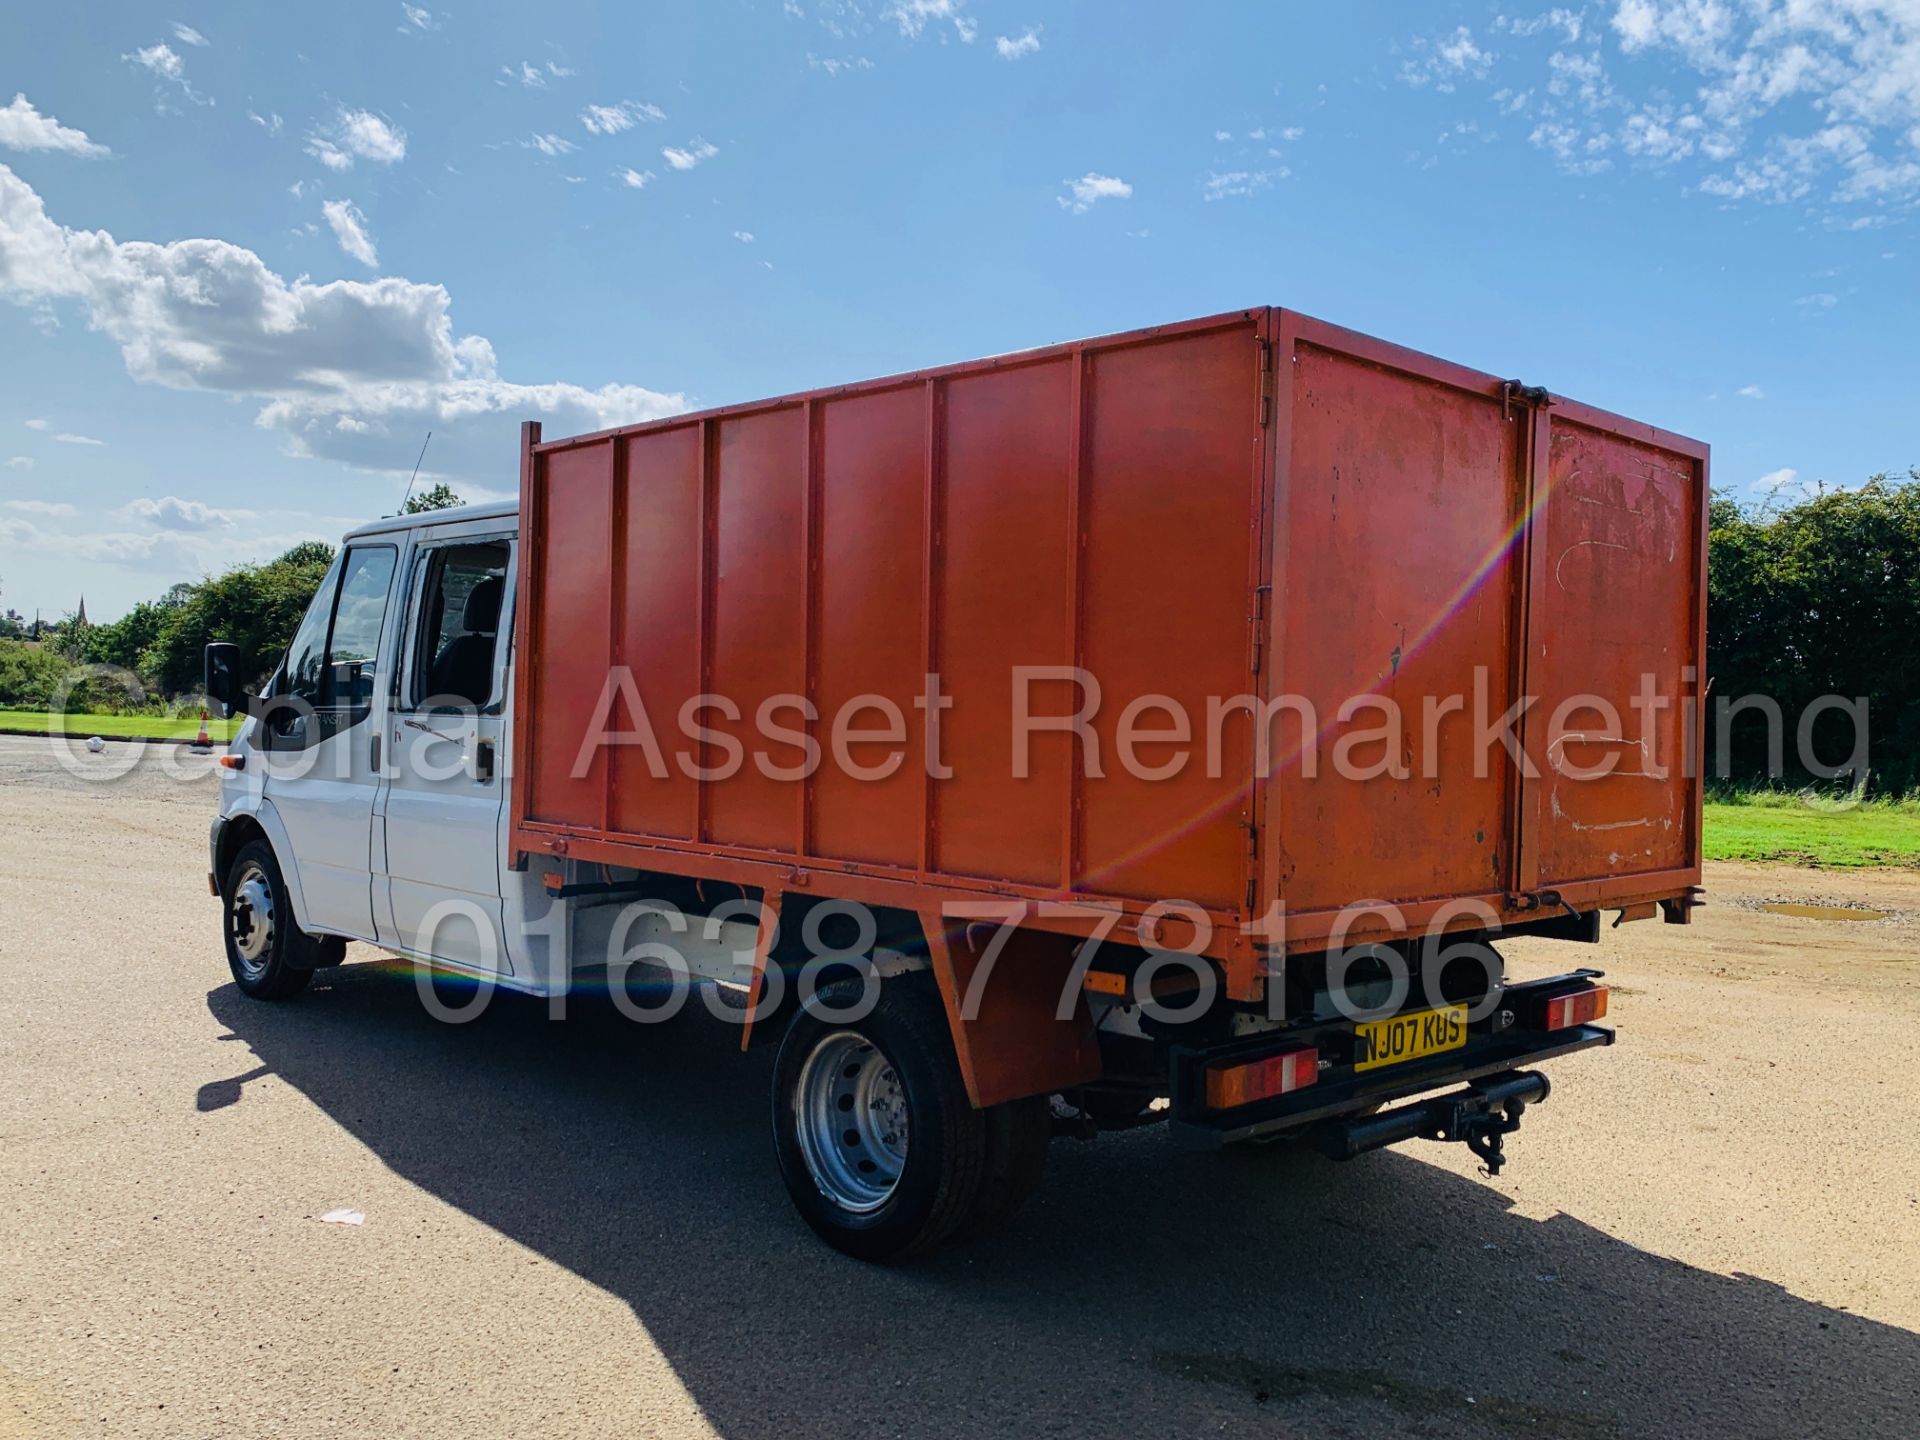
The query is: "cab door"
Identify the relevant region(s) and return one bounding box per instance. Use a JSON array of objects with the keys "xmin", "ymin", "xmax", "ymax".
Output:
[
  {"xmin": 256, "ymin": 543, "xmax": 400, "ymax": 939},
  {"xmin": 376, "ymin": 528, "xmax": 514, "ymax": 973}
]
